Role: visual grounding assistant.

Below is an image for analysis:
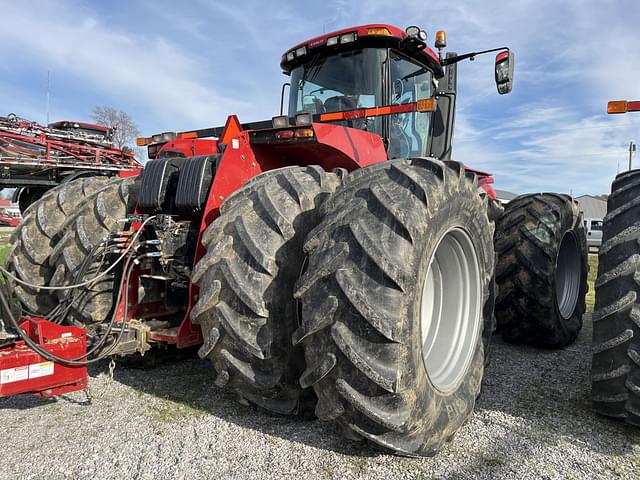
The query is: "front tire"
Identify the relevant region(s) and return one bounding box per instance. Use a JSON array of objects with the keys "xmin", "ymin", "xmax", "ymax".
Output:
[
  {"xmin": 295, "ymin": 159, "xmax": 495, "ymax": 456},
  {"xmin": 494, "ymin": 193, "xmax": 588, "ymax": 348}
]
